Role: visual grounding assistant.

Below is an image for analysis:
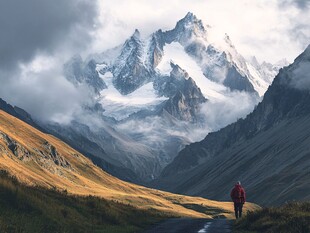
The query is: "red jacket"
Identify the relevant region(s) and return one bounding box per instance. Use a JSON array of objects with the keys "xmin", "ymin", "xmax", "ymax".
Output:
[{"xmin": 230, "ymin": 184, "xmax": 246, "ymax": 203}]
